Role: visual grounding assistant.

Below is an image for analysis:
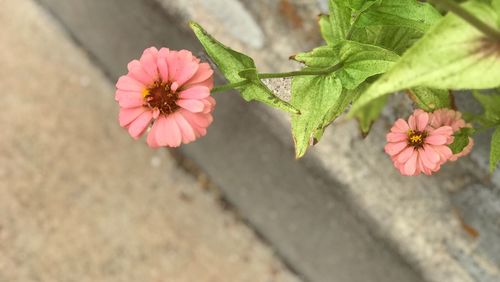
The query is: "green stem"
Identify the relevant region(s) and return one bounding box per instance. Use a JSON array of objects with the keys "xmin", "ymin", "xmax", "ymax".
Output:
[
  {"xmin": 211, "ymin": 63, "xmax": 343, "ymax": 93},
  {"xmin": 428, "ymin": 0, "xmax": 500, "ymax": 40},
  {"xmin": 259, "ymin": 63, "xmax": 343, "ymax": 79}
]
